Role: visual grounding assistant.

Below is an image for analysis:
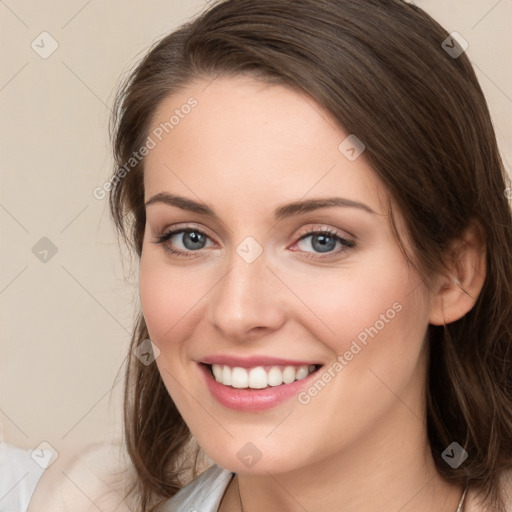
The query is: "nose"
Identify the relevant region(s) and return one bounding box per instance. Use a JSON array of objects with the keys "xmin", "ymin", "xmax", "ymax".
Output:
[{"xmin": 208, "ymin": 250, "xmax": 287, "ymax": 342}]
